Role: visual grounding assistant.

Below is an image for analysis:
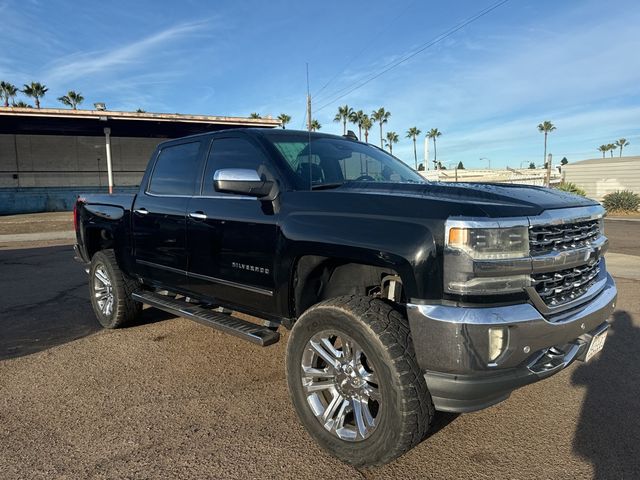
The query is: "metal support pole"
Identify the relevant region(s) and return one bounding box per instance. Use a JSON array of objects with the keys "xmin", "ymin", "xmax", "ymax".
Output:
[
  {"xmin": 306, "ymin": 94, "xmax": 312, "ymax": 132},
  {"xmin": 104, "ymin": 127, "xmax": 113, "ymax": 194},
  {"xmin": 545, "ymin": 153, "xmax": 553, "ymax": 187}
]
